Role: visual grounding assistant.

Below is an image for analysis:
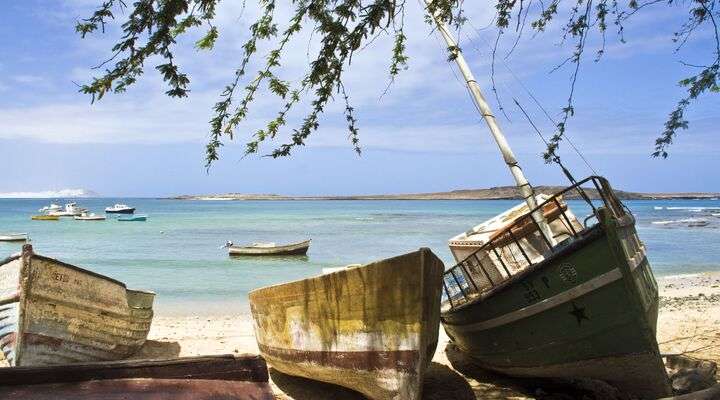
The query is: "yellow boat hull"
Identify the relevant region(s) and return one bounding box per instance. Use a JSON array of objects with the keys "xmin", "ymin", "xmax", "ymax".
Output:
[{"xmin": 249, "ymin": 248, "xmax": 444, "ymax": 400}]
